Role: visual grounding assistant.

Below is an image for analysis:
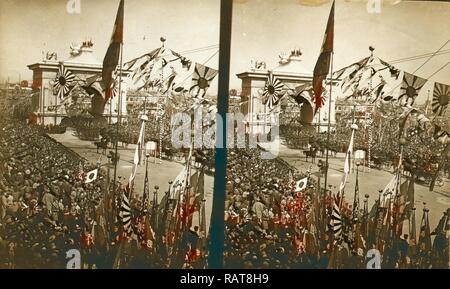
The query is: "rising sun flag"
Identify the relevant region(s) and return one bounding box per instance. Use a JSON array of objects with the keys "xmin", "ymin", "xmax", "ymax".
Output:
[
  {"xmin": 312, "ymin": 0, "xmax": 334, "ymax": 113},
  {"xmin": 102, "ymin": 0, "xmax": 124, "ymax": 102}
]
